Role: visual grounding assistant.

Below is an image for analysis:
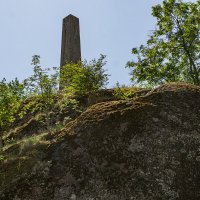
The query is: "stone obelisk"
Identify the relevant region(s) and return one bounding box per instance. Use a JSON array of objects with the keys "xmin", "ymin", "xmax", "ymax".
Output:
[{"xmin": 60, "ymin": 14, "xmax": 81, "ymax": 89}]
